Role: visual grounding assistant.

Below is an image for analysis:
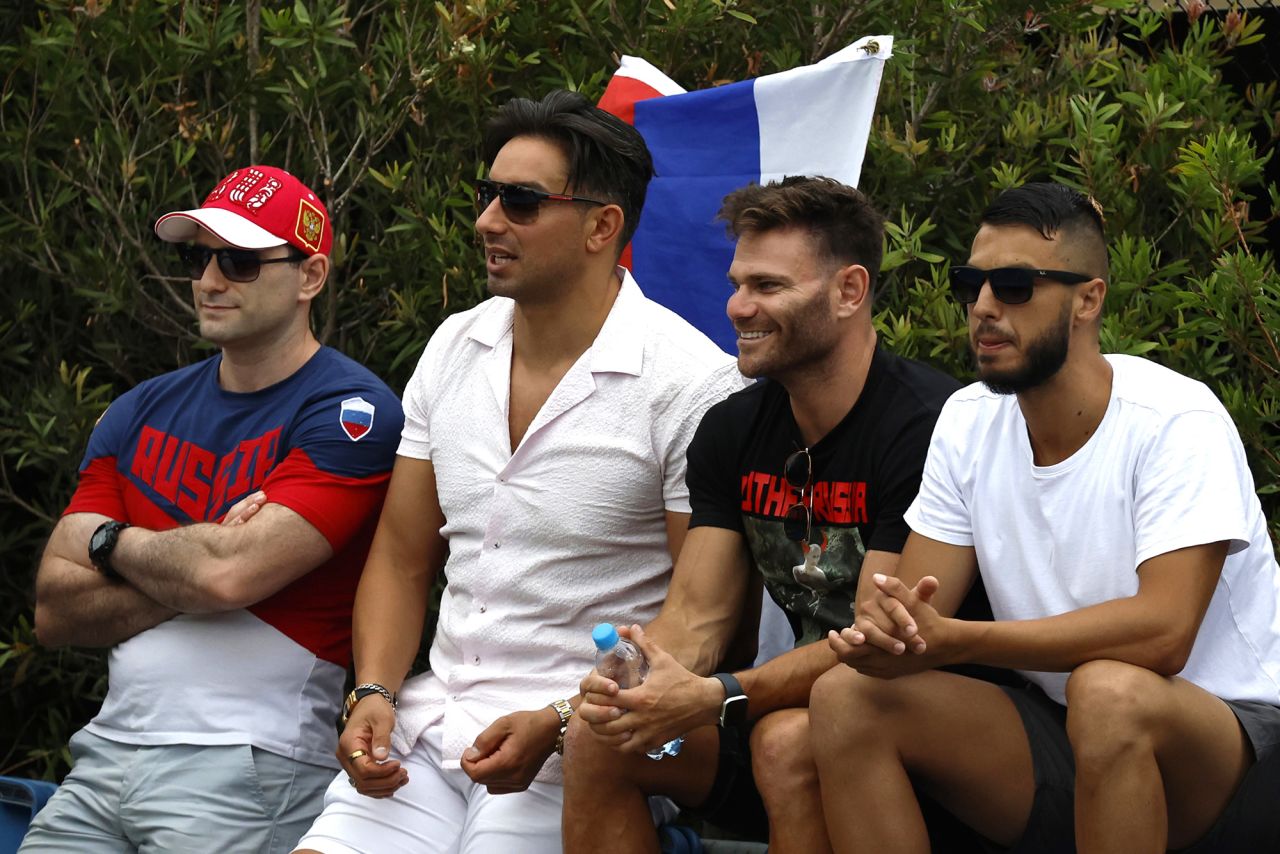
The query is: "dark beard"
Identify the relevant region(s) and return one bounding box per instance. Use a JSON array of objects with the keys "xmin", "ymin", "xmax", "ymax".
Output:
[{"xmin": 975, "ymin": 303, "xmax": 1071, "ymax": 395}]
